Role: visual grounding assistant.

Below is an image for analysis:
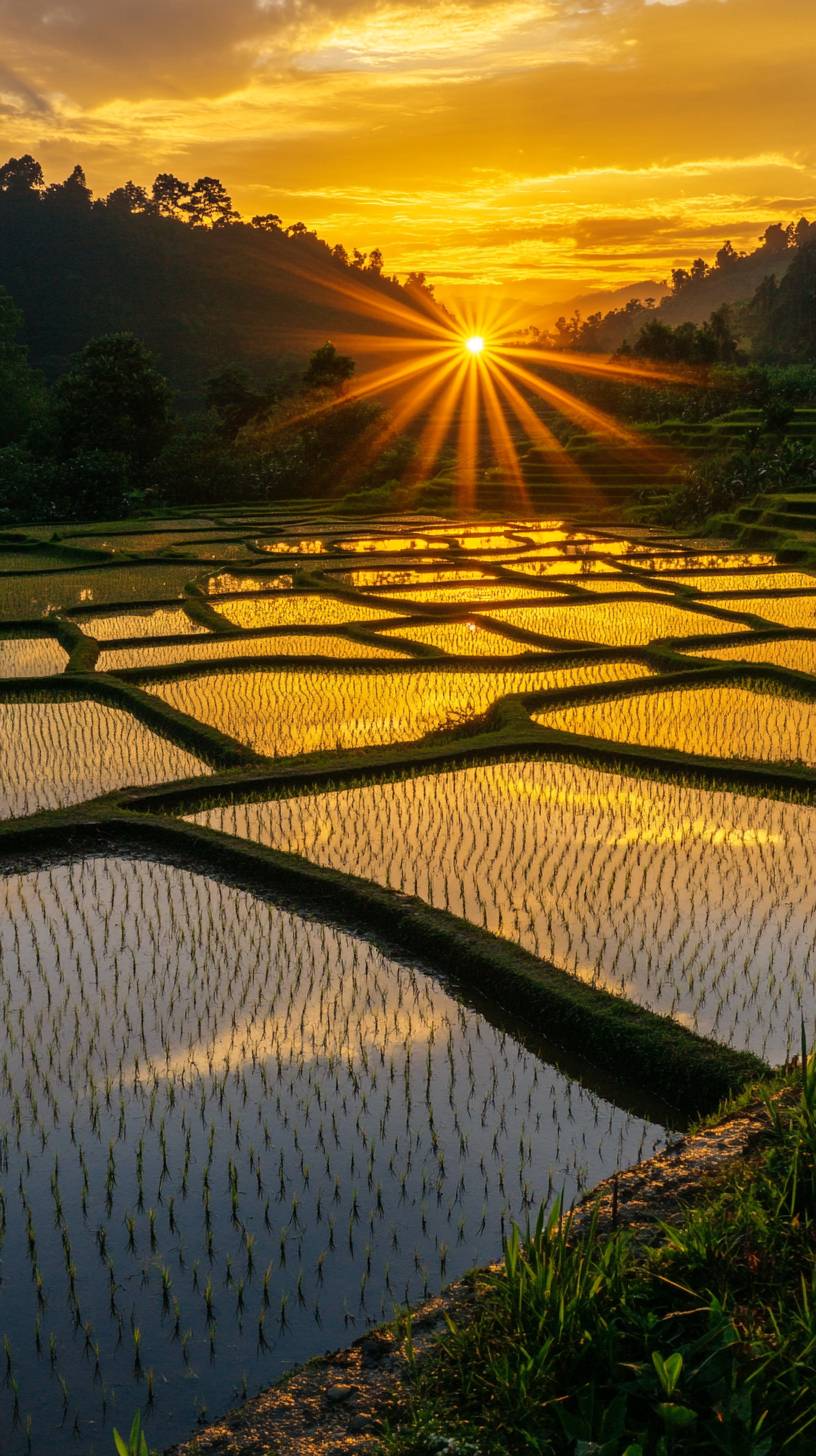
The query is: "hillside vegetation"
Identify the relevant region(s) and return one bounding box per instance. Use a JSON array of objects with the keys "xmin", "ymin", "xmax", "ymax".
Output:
[{"xmin": 0, "ymin": 155, "xmax": 438, "ymax": 399}]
